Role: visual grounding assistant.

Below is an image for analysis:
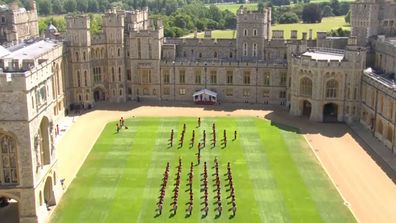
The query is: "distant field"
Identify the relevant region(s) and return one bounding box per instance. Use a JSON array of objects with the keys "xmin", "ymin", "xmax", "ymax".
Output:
[
  {"xmin": 50, "ymin": 117, "xmax": 355, "ymax": 223},
  {"xmin": 215, "ymin": 3, "xmax": 257, "ymax": 14},
  {"xmin": 183, "ymin": 16, "xmax": 349, "ymax": 39},
  {"xmin": 214, "ymin": 1, "xmax": 354, "ymax": 14}
]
